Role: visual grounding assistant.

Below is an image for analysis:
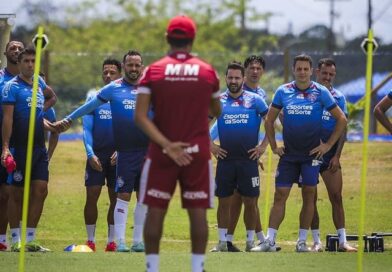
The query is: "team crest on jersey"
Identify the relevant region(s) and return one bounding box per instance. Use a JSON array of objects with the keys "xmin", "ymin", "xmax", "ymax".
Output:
[
  {"xmin": 243, "ymin": 99, "xmax": 252, "ymax": 108},
  {"xmin": 2, "ymin": 85, "xmax": 10, "ymax": 98},
  {"xmin": 296, "ymin": 93, "xmax": 305, "ymax": 99},
  {"xmin": 231, "ymin": 101, "xmax": 240, "ymax": 107},
  {"xmin": 307, "ymin": 93, "xmax": 317, "ymax": 103},
  {"xmin": 13, "ymin": 171, "xmax": 23, "ymax": 182},
  {"xmin": 116, "ymin": 176, "xmax": 124, "ymax": 188}
]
